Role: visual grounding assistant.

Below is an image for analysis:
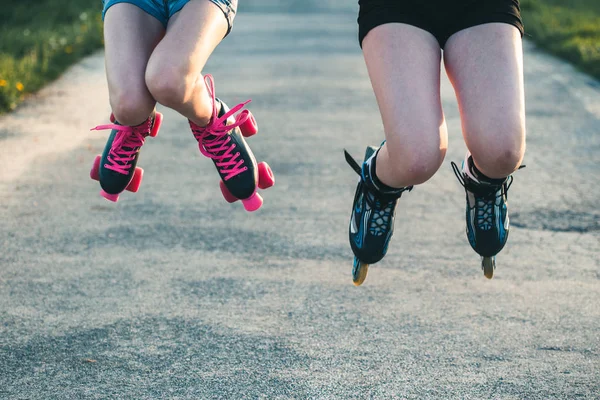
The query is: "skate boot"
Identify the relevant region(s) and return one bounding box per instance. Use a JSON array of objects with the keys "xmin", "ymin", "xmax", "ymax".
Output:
[
  {"xmin": 90, "ymin": 111, "xmax": 163, "ymax": 202},
  {"xmin": 345, "ymin": 145, "xmax": 413, "ymax": 286},
  {"xmin": 451, "ymin": 152, "xmax": 524, "ymax": 279},
  {"xmin": 189, "ymin": 74, "xmax": 274, "ymax": 212}
]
